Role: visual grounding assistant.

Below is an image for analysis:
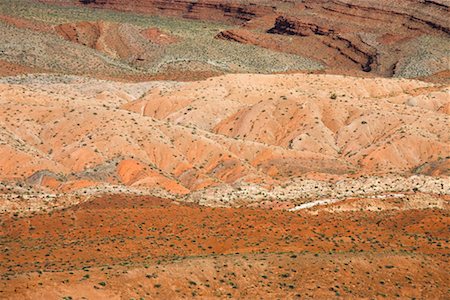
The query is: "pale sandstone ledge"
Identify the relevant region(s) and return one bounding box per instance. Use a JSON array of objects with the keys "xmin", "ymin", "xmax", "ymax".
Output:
[
  {"xmin": 1, "ymin": 174, "xmax": 448, "ymax": 214},
  {"xmin": 185, "ymin": 174, "xmax": 450, "ymax": 207}
]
